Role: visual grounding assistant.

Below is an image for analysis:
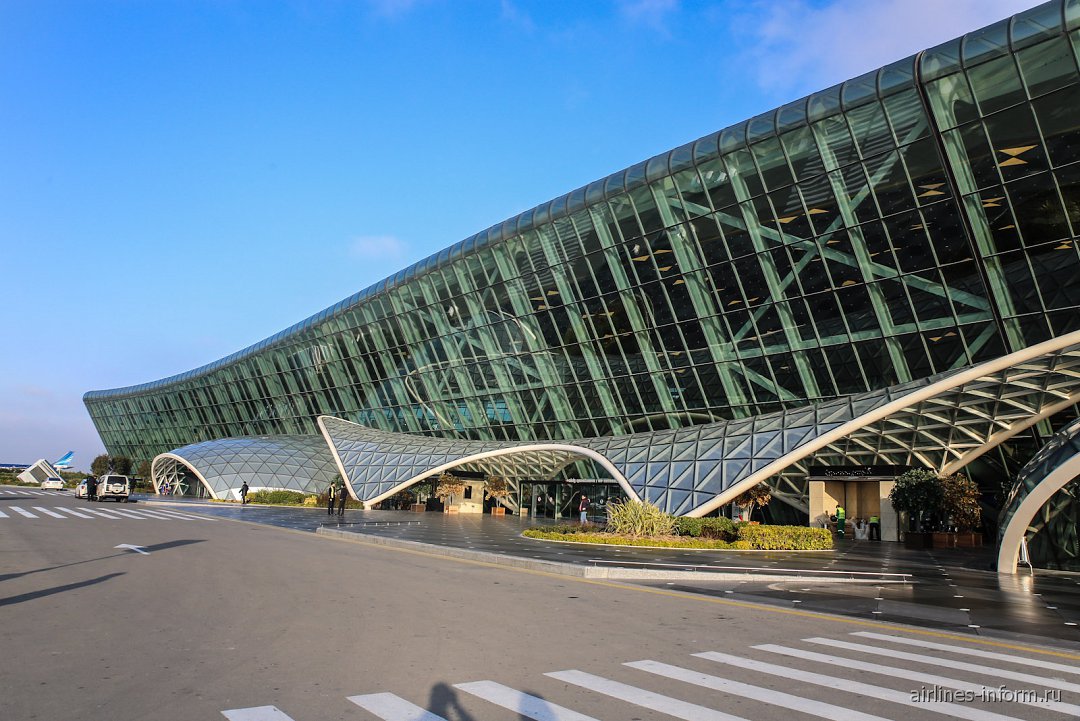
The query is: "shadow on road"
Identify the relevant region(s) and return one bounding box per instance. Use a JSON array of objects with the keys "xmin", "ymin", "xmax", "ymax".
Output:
[
  {"xmin": 0, "ymin": 539, "xmax": 205, "ymax": 582},
  {"xmin": 428, "ymin": 682, "xmax": 476, "ymax": 721},
  {"xmin": 0, "ymin": 572, "xmax": 125, "ymax": 607}
]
